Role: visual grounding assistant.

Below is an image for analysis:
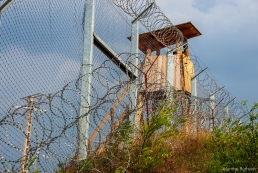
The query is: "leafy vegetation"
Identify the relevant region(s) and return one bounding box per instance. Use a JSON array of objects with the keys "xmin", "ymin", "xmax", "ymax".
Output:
[
  {"xmin": 56, "ymin": 101, "xmax": 258, "ymax": 173},
  {"xmin": 207, "ymin": 101, "xmax": 258, "ymax": 172}
]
